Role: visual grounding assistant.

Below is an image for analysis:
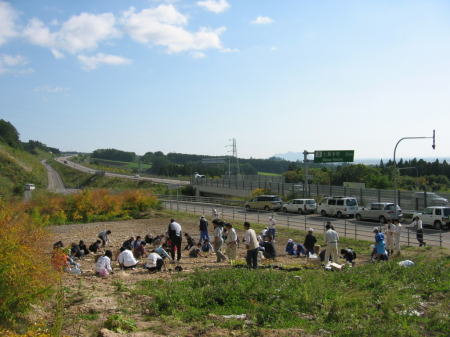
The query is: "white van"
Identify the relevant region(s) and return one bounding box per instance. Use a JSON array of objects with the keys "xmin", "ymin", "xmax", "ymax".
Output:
[{"xmin": 318, "ymin": 196, "xmax": 358, "ymax": 218}]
